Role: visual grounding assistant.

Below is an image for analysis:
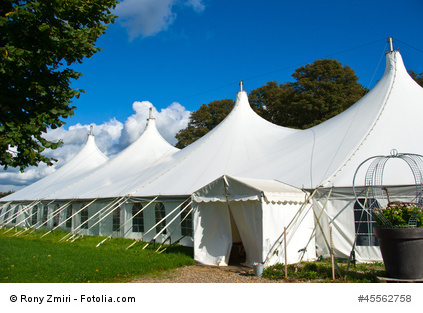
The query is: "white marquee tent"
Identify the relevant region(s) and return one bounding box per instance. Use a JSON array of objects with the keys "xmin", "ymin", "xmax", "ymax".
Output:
[
  {"xmin": 0, "ymin": 129, "xmax": 108, "ymax": 226},
  {"xmin": 192, "ymin": 175, "xmax": 315, "ymax": 267},
  {"xmin": 2, "ymin": 42, "xmax": 422, "ymax": 266}
]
